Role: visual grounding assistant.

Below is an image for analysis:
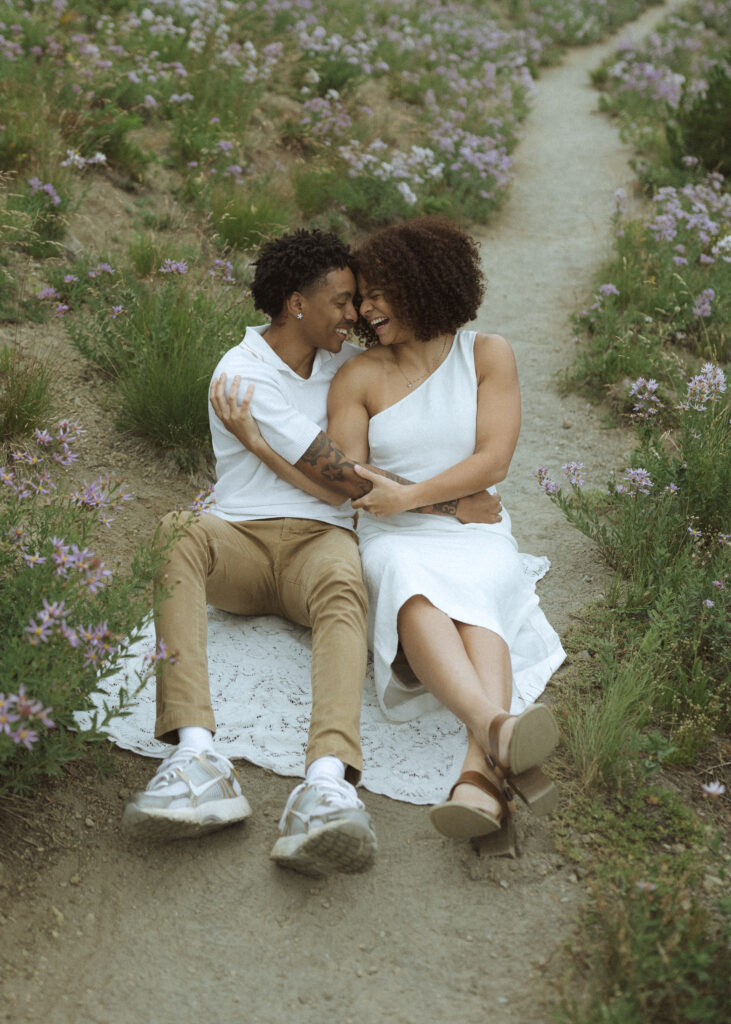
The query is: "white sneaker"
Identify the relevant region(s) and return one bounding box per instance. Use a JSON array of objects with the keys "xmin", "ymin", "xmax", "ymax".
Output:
[
  {"xmin": 270, "ymin": 776, "xmax": 377, "ymax": 876},
  {"xmin": 122, "ymin": 747, "xmax": 251, "ymax": 840}
]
